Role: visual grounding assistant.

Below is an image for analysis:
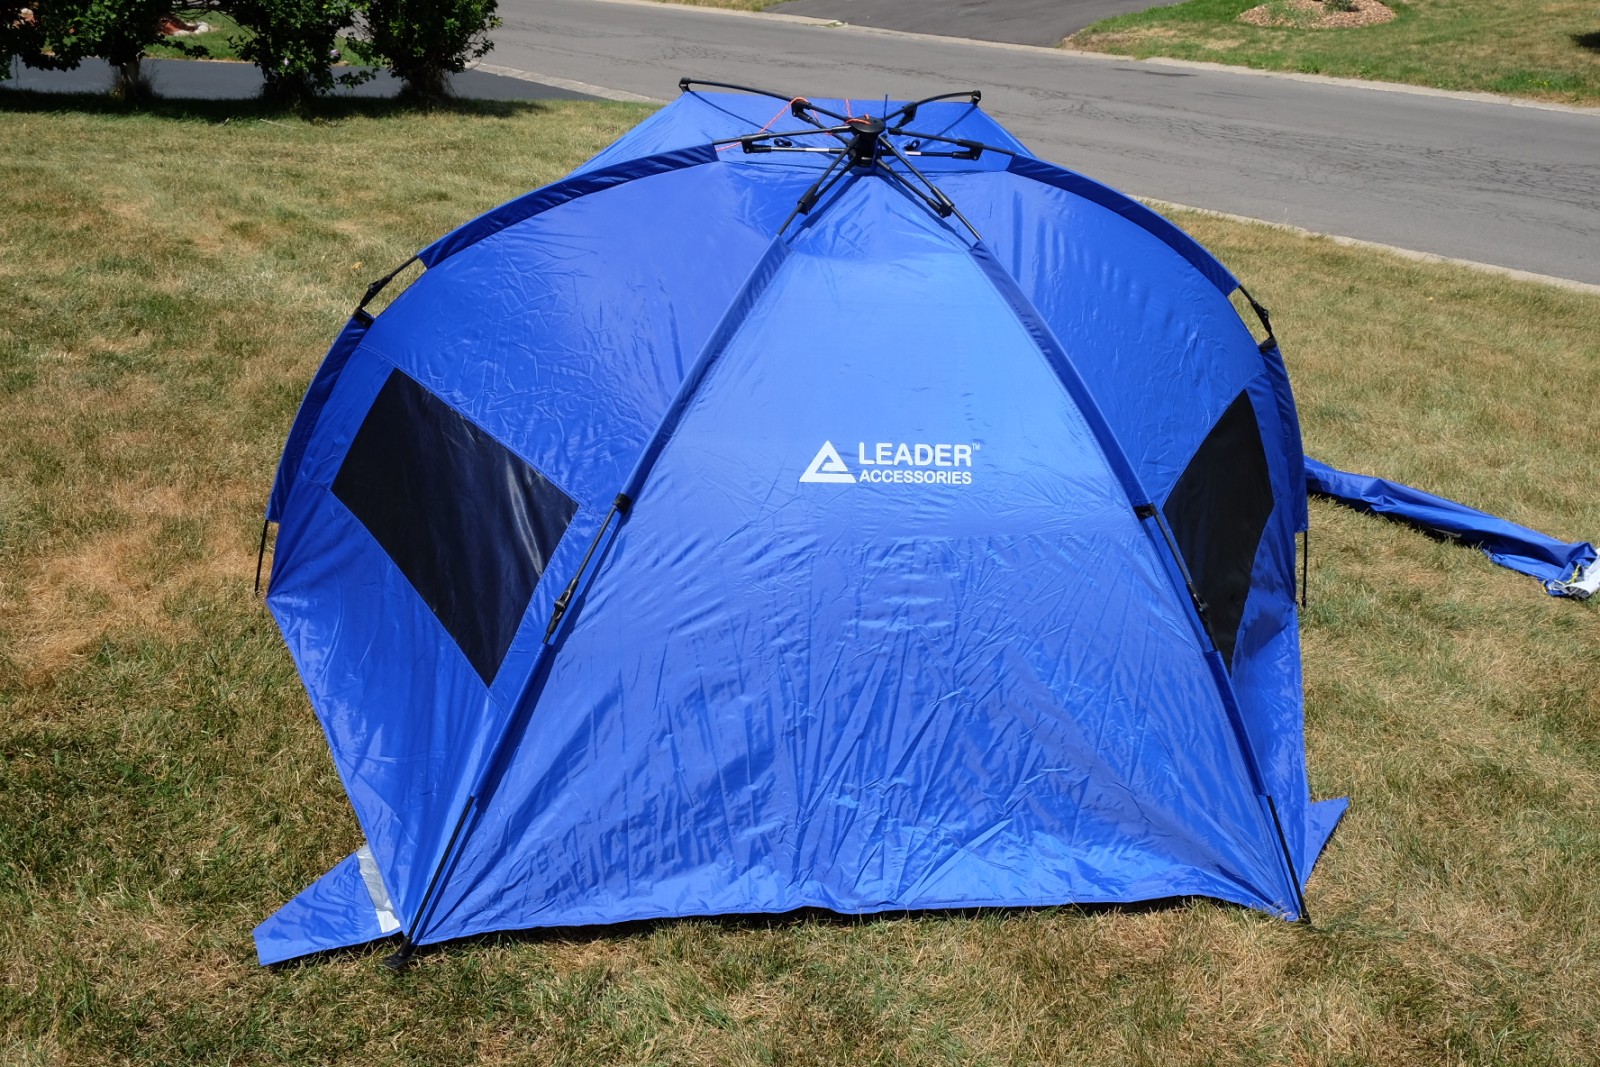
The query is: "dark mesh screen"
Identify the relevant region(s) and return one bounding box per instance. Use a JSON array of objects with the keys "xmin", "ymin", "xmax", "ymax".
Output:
[
  {"xmin": 333, "ymin": 370, "xmax": 577, "ymax": 684},
  {"xmin": 1162, "ymin": 390, "xmax": 1274, "ymax": 670}
]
